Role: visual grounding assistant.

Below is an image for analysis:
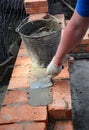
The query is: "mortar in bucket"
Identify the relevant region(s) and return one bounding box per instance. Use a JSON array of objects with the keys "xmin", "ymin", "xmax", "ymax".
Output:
[{"xmin": 16, "ymin": 14, "xmax": 62, "ymax": 67}]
